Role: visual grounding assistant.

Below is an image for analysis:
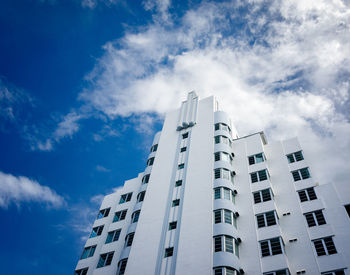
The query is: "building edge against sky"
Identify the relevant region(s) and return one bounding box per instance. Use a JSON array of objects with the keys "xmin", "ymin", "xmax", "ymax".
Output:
[{"xmin": 75, "ymin": 92, "xmax": 350, "ymax": 275}]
